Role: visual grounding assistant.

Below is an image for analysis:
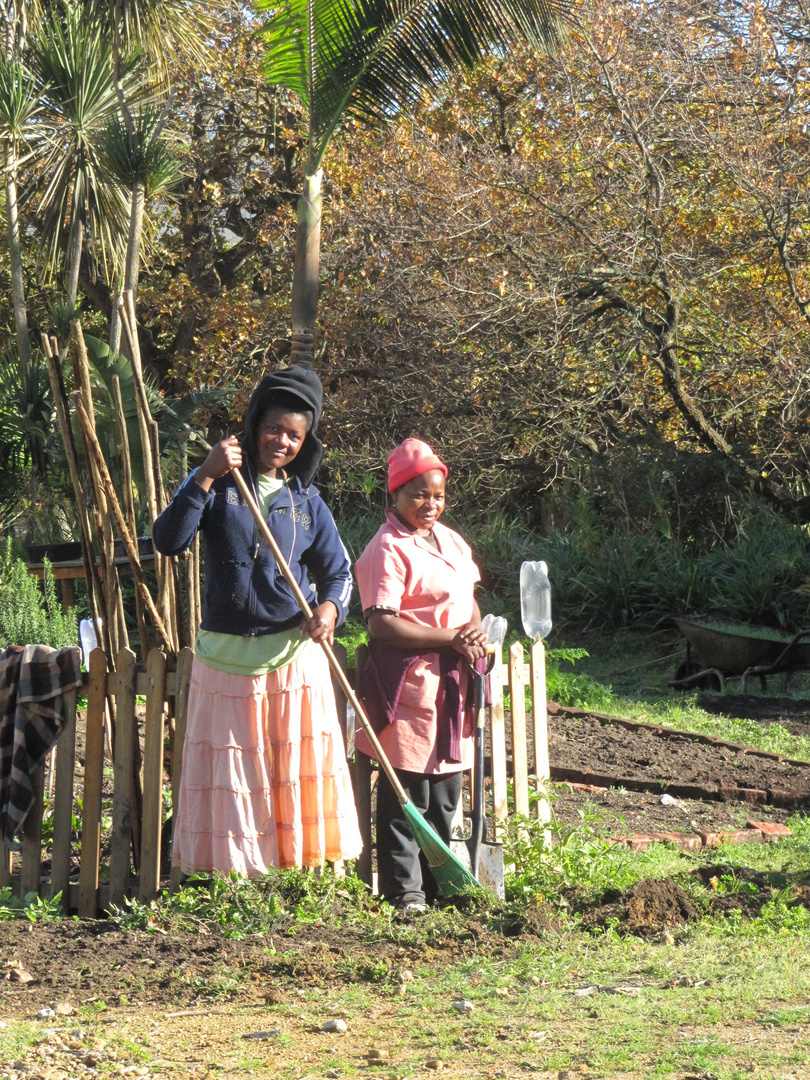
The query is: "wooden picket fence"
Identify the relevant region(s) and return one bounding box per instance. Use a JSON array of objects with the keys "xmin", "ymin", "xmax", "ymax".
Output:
[{"xmin": 1, "ymin": 641, "xmax": 550, "ymax": 914}]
